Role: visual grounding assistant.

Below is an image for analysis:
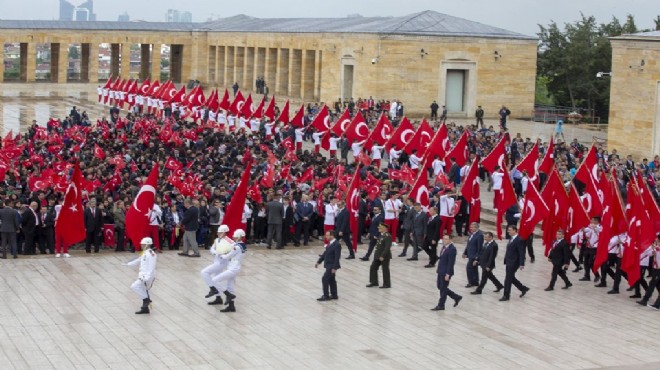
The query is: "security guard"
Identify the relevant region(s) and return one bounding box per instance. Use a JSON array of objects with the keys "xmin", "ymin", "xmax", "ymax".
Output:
[
  {"xmin": 125, "ymin": 237, "xmax": 158, "ymax": 315},
  {"xmin": 366, "ymin": 223, "xmax": 393, "ymax": 288}
]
